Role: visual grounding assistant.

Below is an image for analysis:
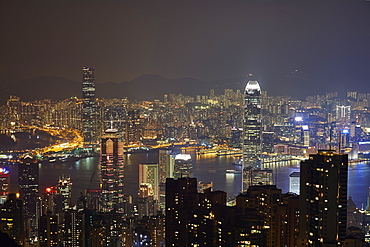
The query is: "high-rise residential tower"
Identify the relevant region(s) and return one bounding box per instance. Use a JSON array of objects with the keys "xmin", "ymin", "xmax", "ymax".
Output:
[
  {"xmin": 82, "ymin": 67, "xmax": 97, "ymax": 146},
  {"xmin": 165, "ymin": 177, "xmax": 198, "ymax": 246},
  {"xmin": 242, "ymin": 80, "xmax": 262, "ymax": 191},
  {"xmin": 100, "ymin": 129, "xmax": 125, "ymax": 213},
  {"xmin": 298, "ymin": 150, "xmax": 348, "ymax": 246}
]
